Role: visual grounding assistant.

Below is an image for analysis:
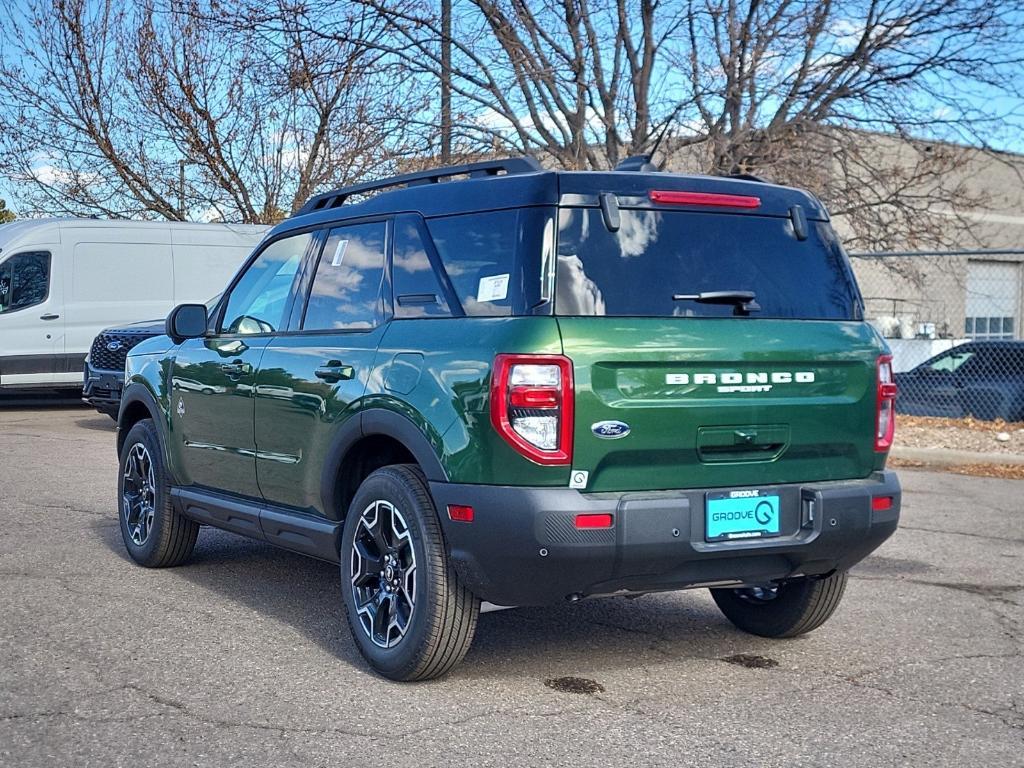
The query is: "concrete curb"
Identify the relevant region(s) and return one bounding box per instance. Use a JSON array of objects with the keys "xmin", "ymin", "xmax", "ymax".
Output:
[{"xmin": 890, "ymin": 445, "xmax": 1024, "ymax": 466}]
